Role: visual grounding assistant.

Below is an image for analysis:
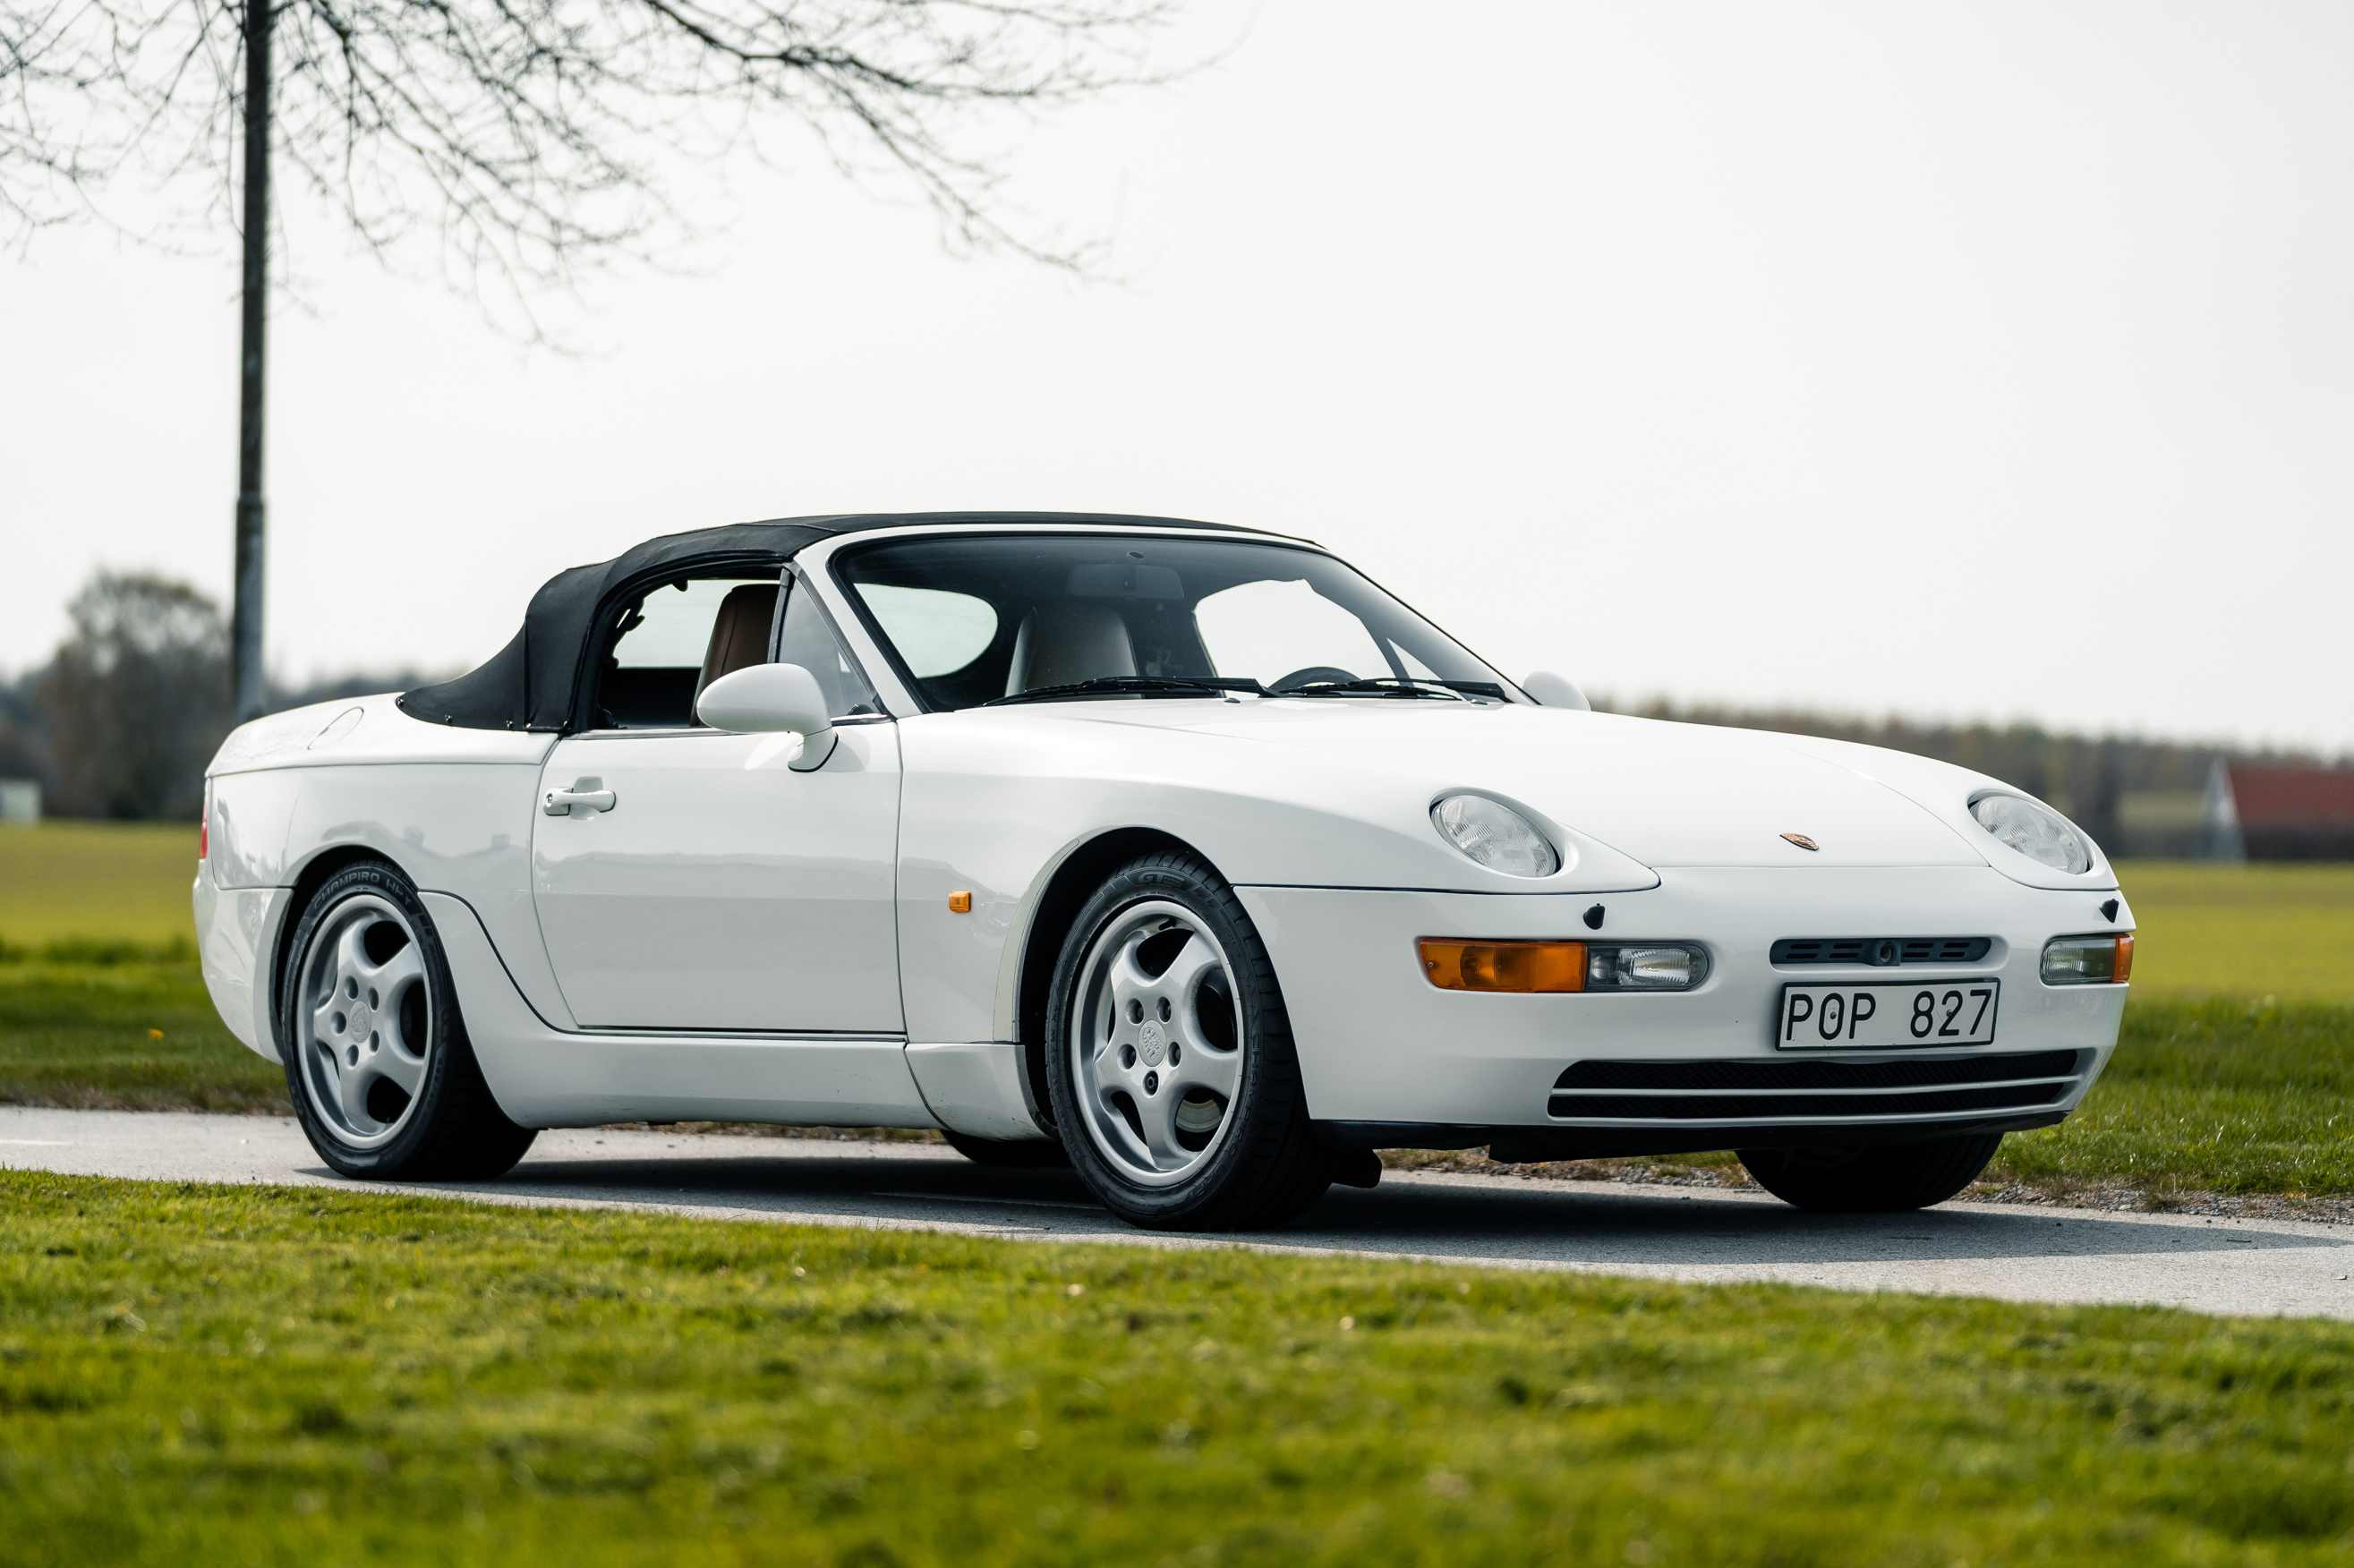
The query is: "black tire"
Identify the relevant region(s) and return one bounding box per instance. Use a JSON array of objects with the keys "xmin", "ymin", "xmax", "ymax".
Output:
[
  {"xmin": 1045, "ymin": 850, "xmax": 1338, "ymax": 1231},
  {"xmin": 1737, "ymin": 1132, "xmax": 2004, "ymax": 1213},
  {"xmin": 277, "ymin": 861, "xmax": 537, "ymax": 1180},
  {"xmin": 942, "ymin": 1129, "xmax": 1071, "ymax": 1168}
]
